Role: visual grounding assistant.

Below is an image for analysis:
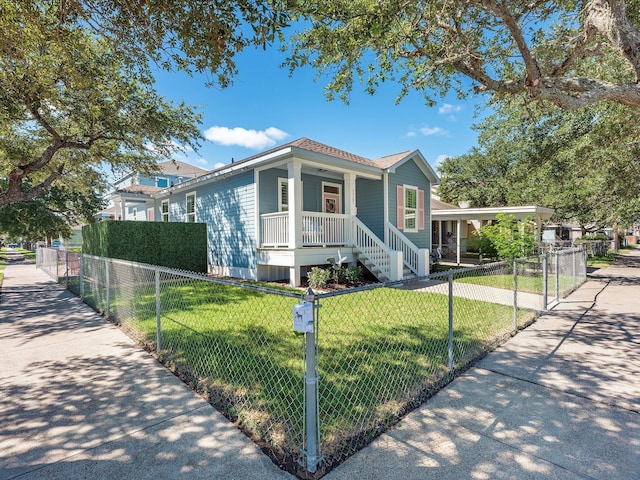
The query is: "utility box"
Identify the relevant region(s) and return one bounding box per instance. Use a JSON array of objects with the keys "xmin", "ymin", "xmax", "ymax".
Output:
[{"xmin": 293, "ymin": 302, "xmax": 314, "ymax": 333}]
